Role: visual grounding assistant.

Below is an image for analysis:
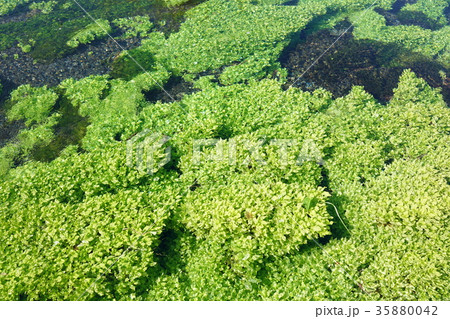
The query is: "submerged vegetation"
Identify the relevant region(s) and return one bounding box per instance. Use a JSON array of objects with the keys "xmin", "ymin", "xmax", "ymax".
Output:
[
  {"xmin": 0, "ymin": 0, "xmax": 449, "ymax": 301},
  {"xmin": 66, "ymin": 19, "xmax": 112, "ymax": 48},
  {"xmin": 112, "ymin": 16, "xmax": 154, "ymax": 39}
]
